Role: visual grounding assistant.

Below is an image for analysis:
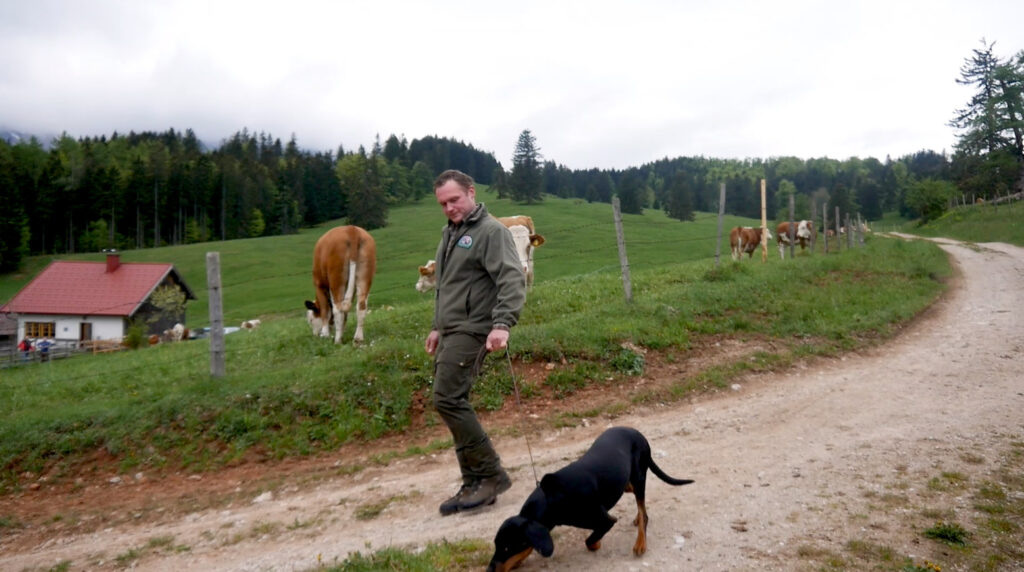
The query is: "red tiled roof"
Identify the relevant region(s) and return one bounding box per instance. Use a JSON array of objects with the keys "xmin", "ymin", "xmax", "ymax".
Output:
[{"xmin": 1, "ymin": 260, "xmax": 193, "ymax": 317}]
